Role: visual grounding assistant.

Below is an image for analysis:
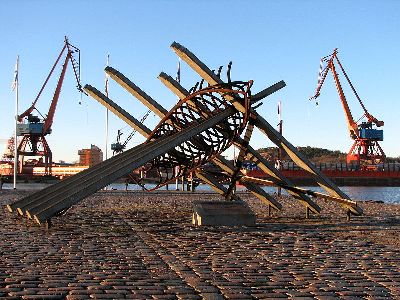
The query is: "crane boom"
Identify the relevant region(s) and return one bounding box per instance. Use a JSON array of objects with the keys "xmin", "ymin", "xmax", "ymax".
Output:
[
  {"xmin": 43, "ymin": 52, "xmax": 70, "ymax": 134},
  {"xmin": 329, "ymin": 57, "xmax": 359, "ymax": 139},
  {"xmin": 18, "ymin": 44, "xmax": 67, "ymax": 122},
  {"xmin": 335, "ymin": 55, "xmax": 384, "ymax": 127},
  {"xmin": 18, "ymin": 37, "xmax": 82, "ymax": 128},
  {"xmin": 311, "ymin": 49, "xmax": 359, "ymax": 139}
]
